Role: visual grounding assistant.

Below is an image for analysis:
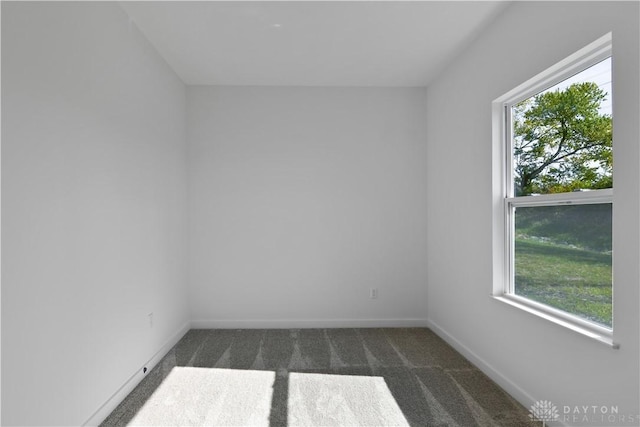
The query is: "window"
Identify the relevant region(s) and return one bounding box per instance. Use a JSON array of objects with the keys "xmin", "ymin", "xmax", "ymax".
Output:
[{"xmin": 493, "ymin": 34, "xmax": 615, "ymax": 344}]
